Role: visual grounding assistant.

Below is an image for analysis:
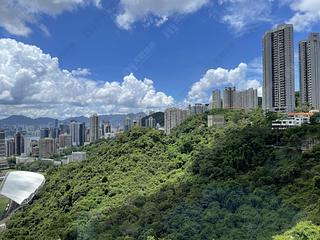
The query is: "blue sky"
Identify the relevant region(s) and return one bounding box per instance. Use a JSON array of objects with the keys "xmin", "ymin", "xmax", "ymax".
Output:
[{"xmin": 0, "ymin": 0, "xmax": 319, "ymax": 118}]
